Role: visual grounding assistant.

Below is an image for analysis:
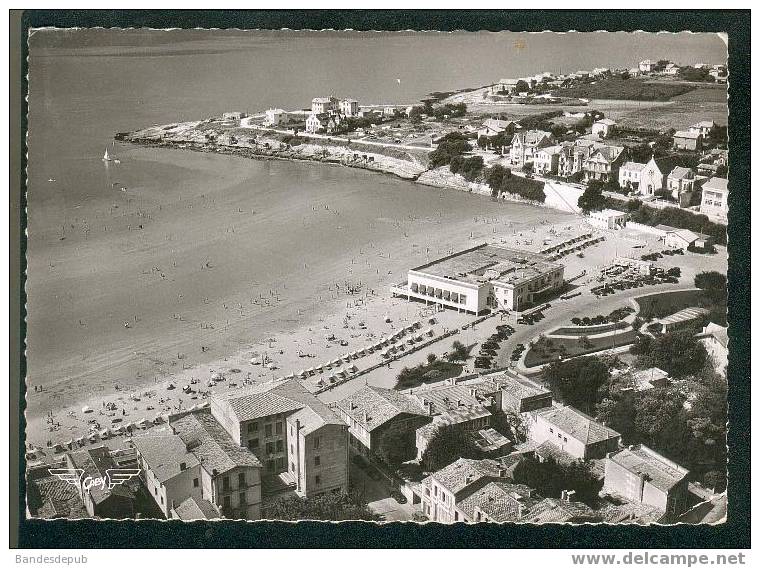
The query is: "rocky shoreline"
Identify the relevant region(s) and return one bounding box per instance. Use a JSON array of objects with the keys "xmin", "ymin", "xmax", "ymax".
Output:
[{"xmin": 119, "ymin": 128, "xmax": 549, "ymax": 211}]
